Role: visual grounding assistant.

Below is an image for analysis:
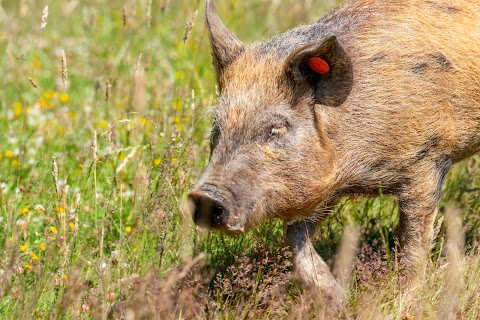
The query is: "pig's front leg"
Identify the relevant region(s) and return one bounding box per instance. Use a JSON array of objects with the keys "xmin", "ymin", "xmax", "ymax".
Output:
[
  {"xmin": 286, "ymin": 220, "xmax": 345, "ymax": 308},
  {"xmin": 396, "ymin": 162, "xmax": 451, "ymax": 281}
]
